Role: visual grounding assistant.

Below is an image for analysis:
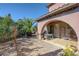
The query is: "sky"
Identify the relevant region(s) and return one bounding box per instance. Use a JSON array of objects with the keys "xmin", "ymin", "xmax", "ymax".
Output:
[{"xmin": 0, "ymin": 3, "xmax": 48, "ymax": 21}]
